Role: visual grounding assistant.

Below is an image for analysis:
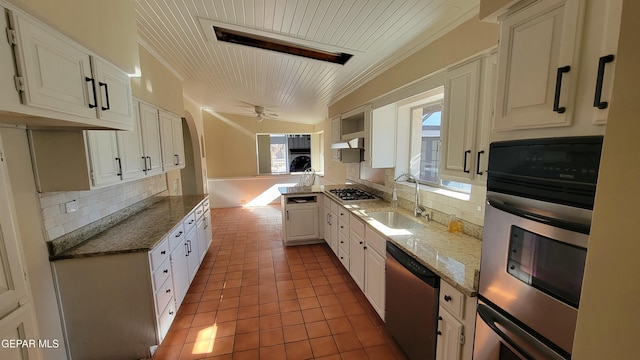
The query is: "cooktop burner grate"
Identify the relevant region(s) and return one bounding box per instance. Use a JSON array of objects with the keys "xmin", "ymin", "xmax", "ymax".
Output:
[{"xmin": 329, "ymin": 188, "xmax": 377, "ymax": 201}]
